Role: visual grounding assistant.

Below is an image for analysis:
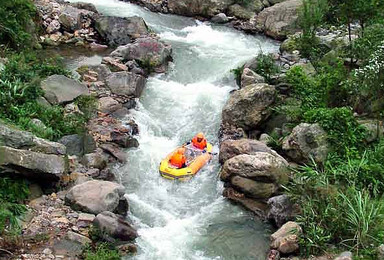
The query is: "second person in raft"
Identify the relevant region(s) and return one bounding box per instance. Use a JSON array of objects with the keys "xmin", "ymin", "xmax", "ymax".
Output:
[{"xmin": 169, "ymin": 133, "xmax": 208, "ymax": 169}]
